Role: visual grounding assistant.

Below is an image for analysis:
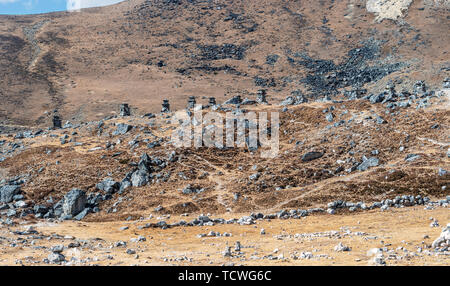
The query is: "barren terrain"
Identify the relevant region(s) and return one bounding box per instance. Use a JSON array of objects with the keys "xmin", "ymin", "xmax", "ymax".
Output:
[
  {"xmin": 0, "ymin": 0, "xmax": 449, "ymax": 266},
  {"xmin": 1, "ymin": 206, "xmax": 449, "ymax": 266}
]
